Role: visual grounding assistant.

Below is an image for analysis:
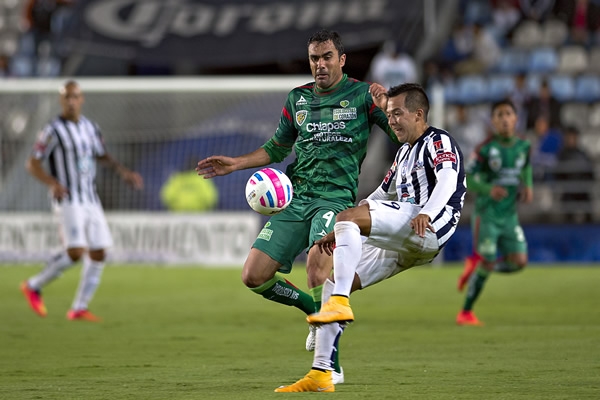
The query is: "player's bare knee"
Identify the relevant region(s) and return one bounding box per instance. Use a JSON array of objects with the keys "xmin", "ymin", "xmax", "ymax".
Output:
[
  {"xmin": 88, "ymin": 249, "xmax": 106, "ymax": 262},
  {"xmin": 241, "ymin": 266, "xmax": 270, "ymax": 288},
  {"xmin": 66, "ymin": 248, "xmax": 85, "ymax": 262}
]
